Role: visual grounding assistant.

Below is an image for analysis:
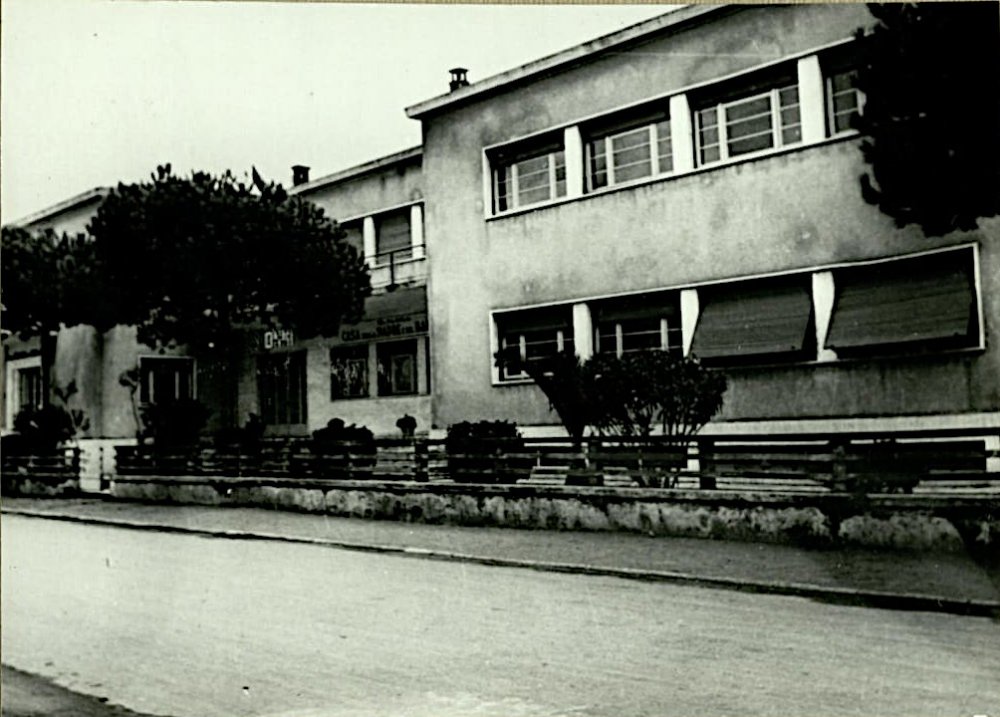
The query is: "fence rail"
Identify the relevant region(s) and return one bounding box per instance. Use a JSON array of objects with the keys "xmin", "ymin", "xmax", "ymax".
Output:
[
  {"xmin": 2, "ymin": 447, "xmax": 82, "ymax": 488},
  {"xmin": 111, "ymin": 428, "xmax": 1000, "ymax": 497}
]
